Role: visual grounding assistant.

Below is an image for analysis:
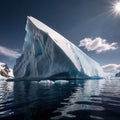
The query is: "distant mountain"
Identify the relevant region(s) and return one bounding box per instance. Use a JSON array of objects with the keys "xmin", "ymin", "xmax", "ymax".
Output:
[
  {"xmin": 115, "ymin": 72, "xmax": 120, "ymax": 77},
  {"xmin": 0, "ymin": 62, "xmax": 14, "ymax": 79}
]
